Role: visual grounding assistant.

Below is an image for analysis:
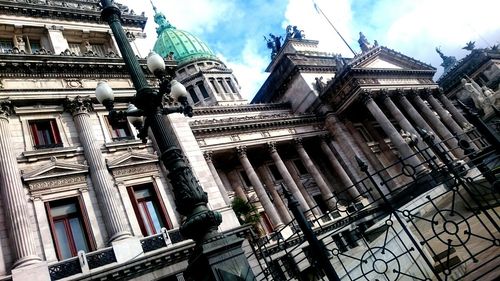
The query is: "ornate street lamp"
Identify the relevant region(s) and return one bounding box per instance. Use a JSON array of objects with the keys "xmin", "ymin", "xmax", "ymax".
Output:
[{"xmin": 98, "ymin": 1, "xmax": 254, "ymax": 280}]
